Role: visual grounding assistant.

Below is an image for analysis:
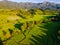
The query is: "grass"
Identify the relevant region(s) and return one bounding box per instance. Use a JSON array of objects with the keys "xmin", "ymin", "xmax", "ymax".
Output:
[{"xmin": 0, "ymin": 9, "xmax": 60, "ymax": 45}]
